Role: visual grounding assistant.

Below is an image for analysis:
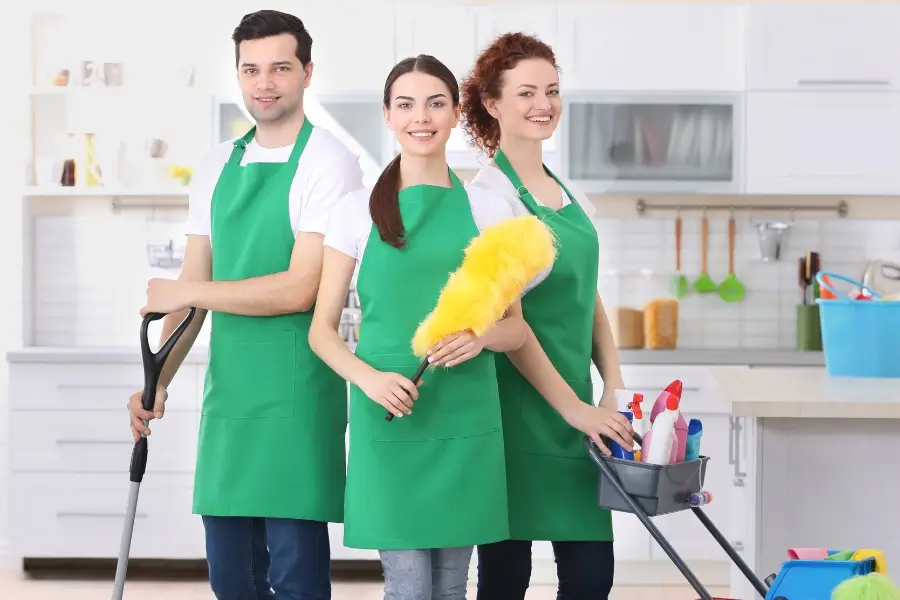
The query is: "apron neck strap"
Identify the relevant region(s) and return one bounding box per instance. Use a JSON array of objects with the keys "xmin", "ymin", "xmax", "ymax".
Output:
[
  {"xmin": 493, "ymin": 148, "xmax": 579, "ymax": 216},
  {"xmin": 226, "ymin": 117, "xmax": 314, "ymax": 167}
]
